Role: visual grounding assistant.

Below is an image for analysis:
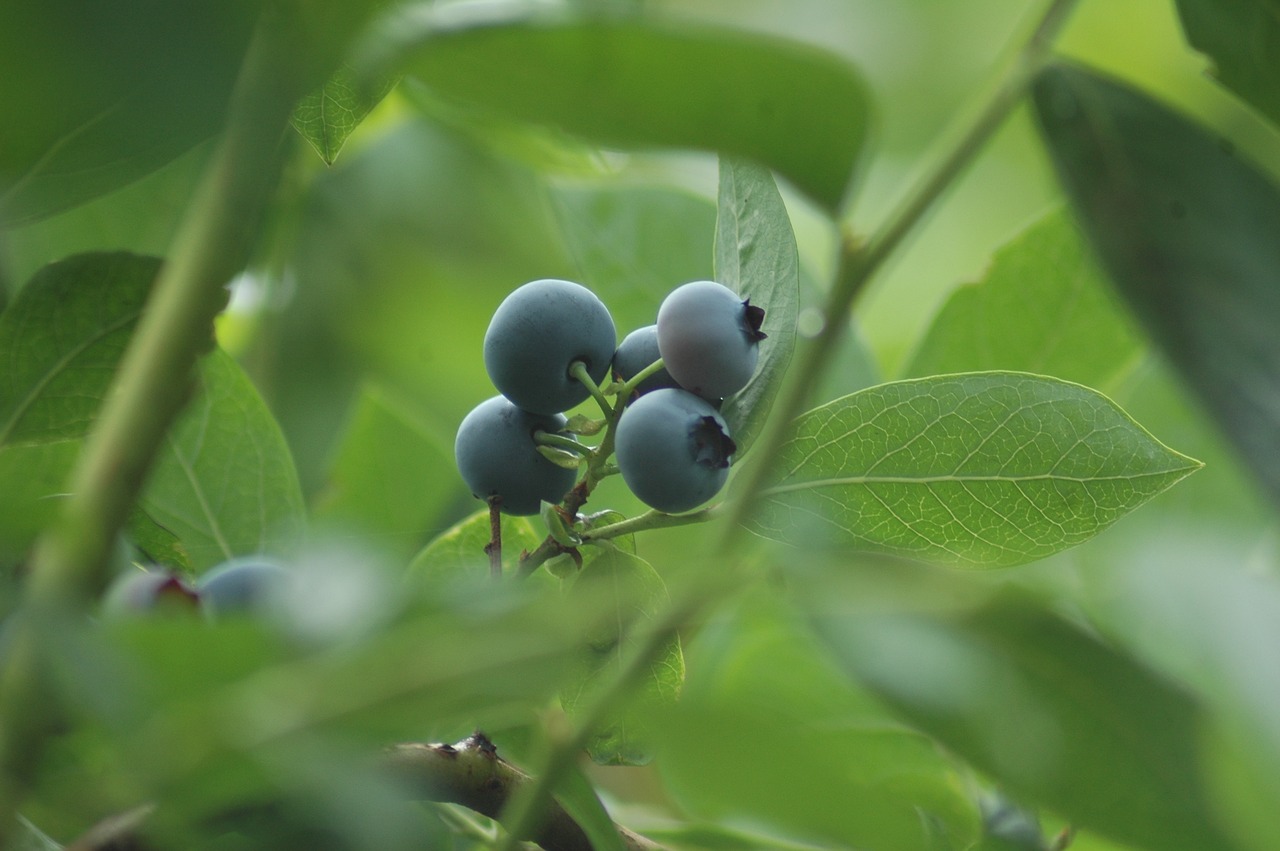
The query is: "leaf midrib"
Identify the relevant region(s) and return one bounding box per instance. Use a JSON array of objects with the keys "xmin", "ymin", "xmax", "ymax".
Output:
[{"xmin": 760, "ymin": 467, "xmax": 1195, "ymax": 497}]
